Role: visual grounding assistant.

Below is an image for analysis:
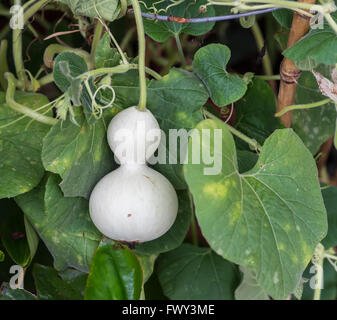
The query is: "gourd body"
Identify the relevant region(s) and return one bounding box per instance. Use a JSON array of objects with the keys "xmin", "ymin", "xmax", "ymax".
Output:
[{"xmin": 89, "ymin": 106, "xmax": 178, "ymax": 242}]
